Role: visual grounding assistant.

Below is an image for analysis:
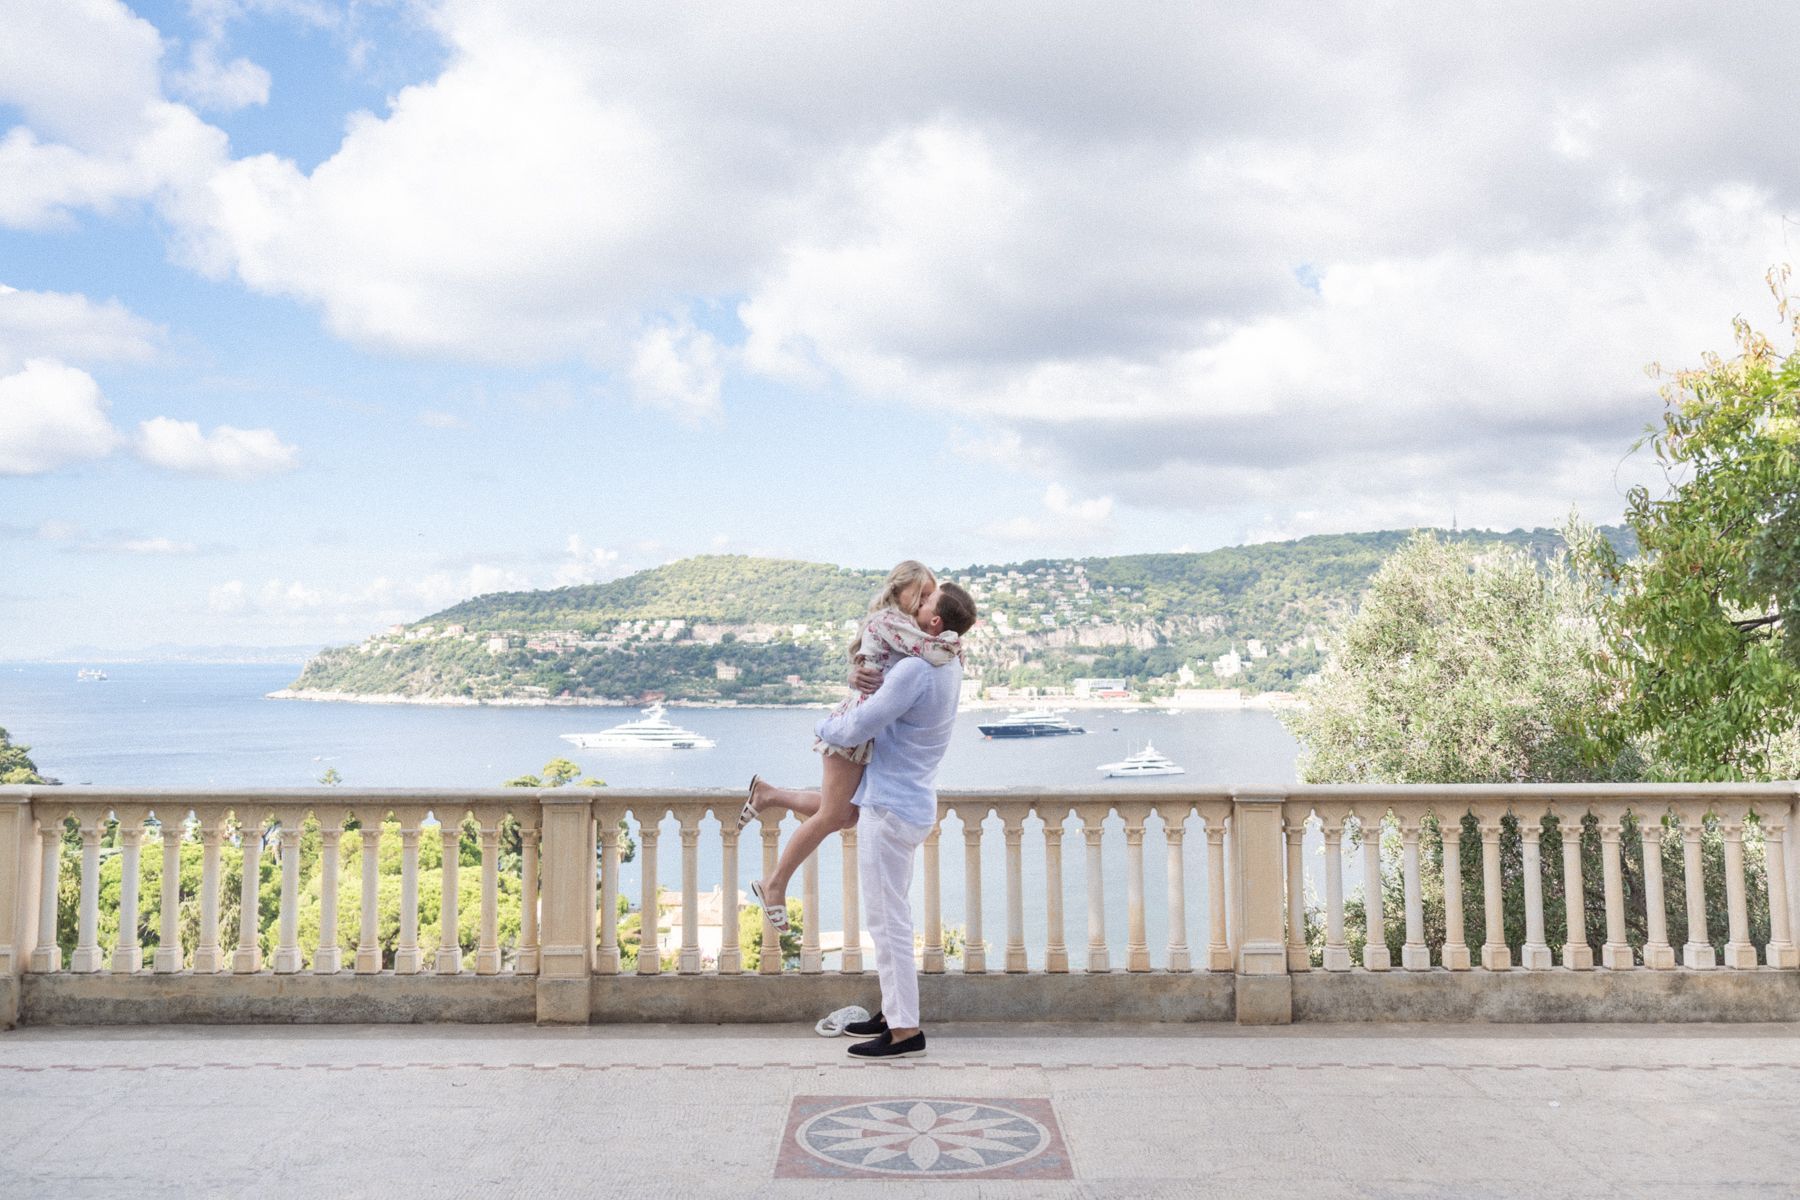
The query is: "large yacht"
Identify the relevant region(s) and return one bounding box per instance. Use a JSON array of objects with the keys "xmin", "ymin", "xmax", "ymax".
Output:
[
  {"xmin": 561, "ymin": 703, "xmax": 716, "ymax": 750},
  {"xmin": 1096, "ymin": 743, "xmax": 1186, "ymax": 778},
  {"xmin": 977, "ymin": 709, "xmax": 1086, "ymax": 738},
  {"xmin": 76, "ymin": 668, "xmax": 108, "ymax": 682}
]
